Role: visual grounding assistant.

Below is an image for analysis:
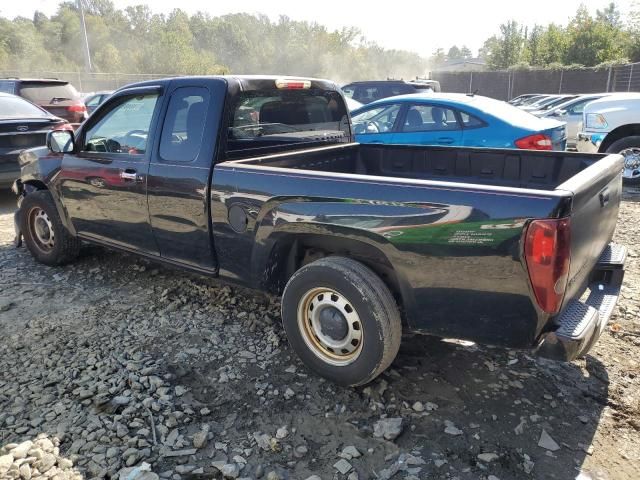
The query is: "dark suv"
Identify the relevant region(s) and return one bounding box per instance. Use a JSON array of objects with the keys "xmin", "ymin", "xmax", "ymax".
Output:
[
  {"xmin": 341, "ymin": 80, "xmax": 441, "ymax": 105},
  {"xmin": 0, "ymin": 79, "xmax": 87, "ymax": 127}
]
